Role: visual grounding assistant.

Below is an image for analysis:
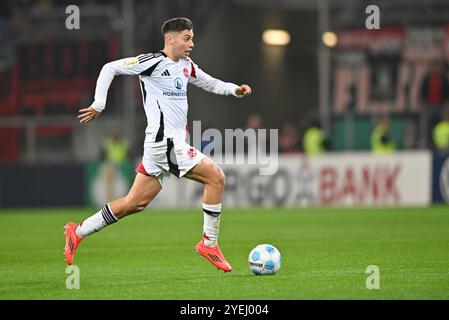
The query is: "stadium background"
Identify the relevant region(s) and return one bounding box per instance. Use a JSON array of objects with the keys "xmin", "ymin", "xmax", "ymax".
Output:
[{"xmin": 1, "ymin": 0, "xmax": 449, "ymax": 300}]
